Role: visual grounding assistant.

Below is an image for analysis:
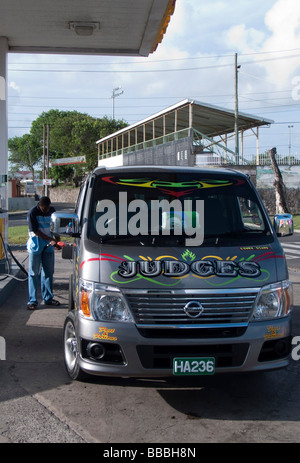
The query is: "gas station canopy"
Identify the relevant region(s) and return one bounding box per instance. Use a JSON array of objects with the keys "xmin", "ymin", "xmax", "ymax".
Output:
[{"xmin": 0, "ymin": 0, "xmax": 176, "ymax": 56}]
